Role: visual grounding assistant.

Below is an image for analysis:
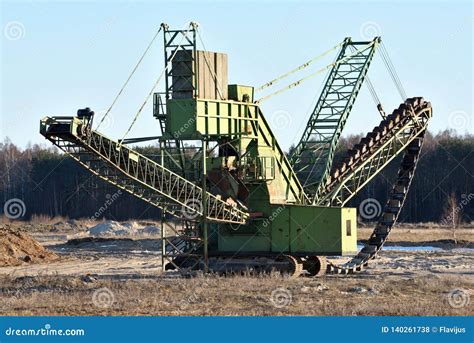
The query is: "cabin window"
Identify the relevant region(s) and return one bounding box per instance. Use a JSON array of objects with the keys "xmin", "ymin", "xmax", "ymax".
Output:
[{"xmin": 346, "ymin": 220, "xmax": 352, "ymax": 236}]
